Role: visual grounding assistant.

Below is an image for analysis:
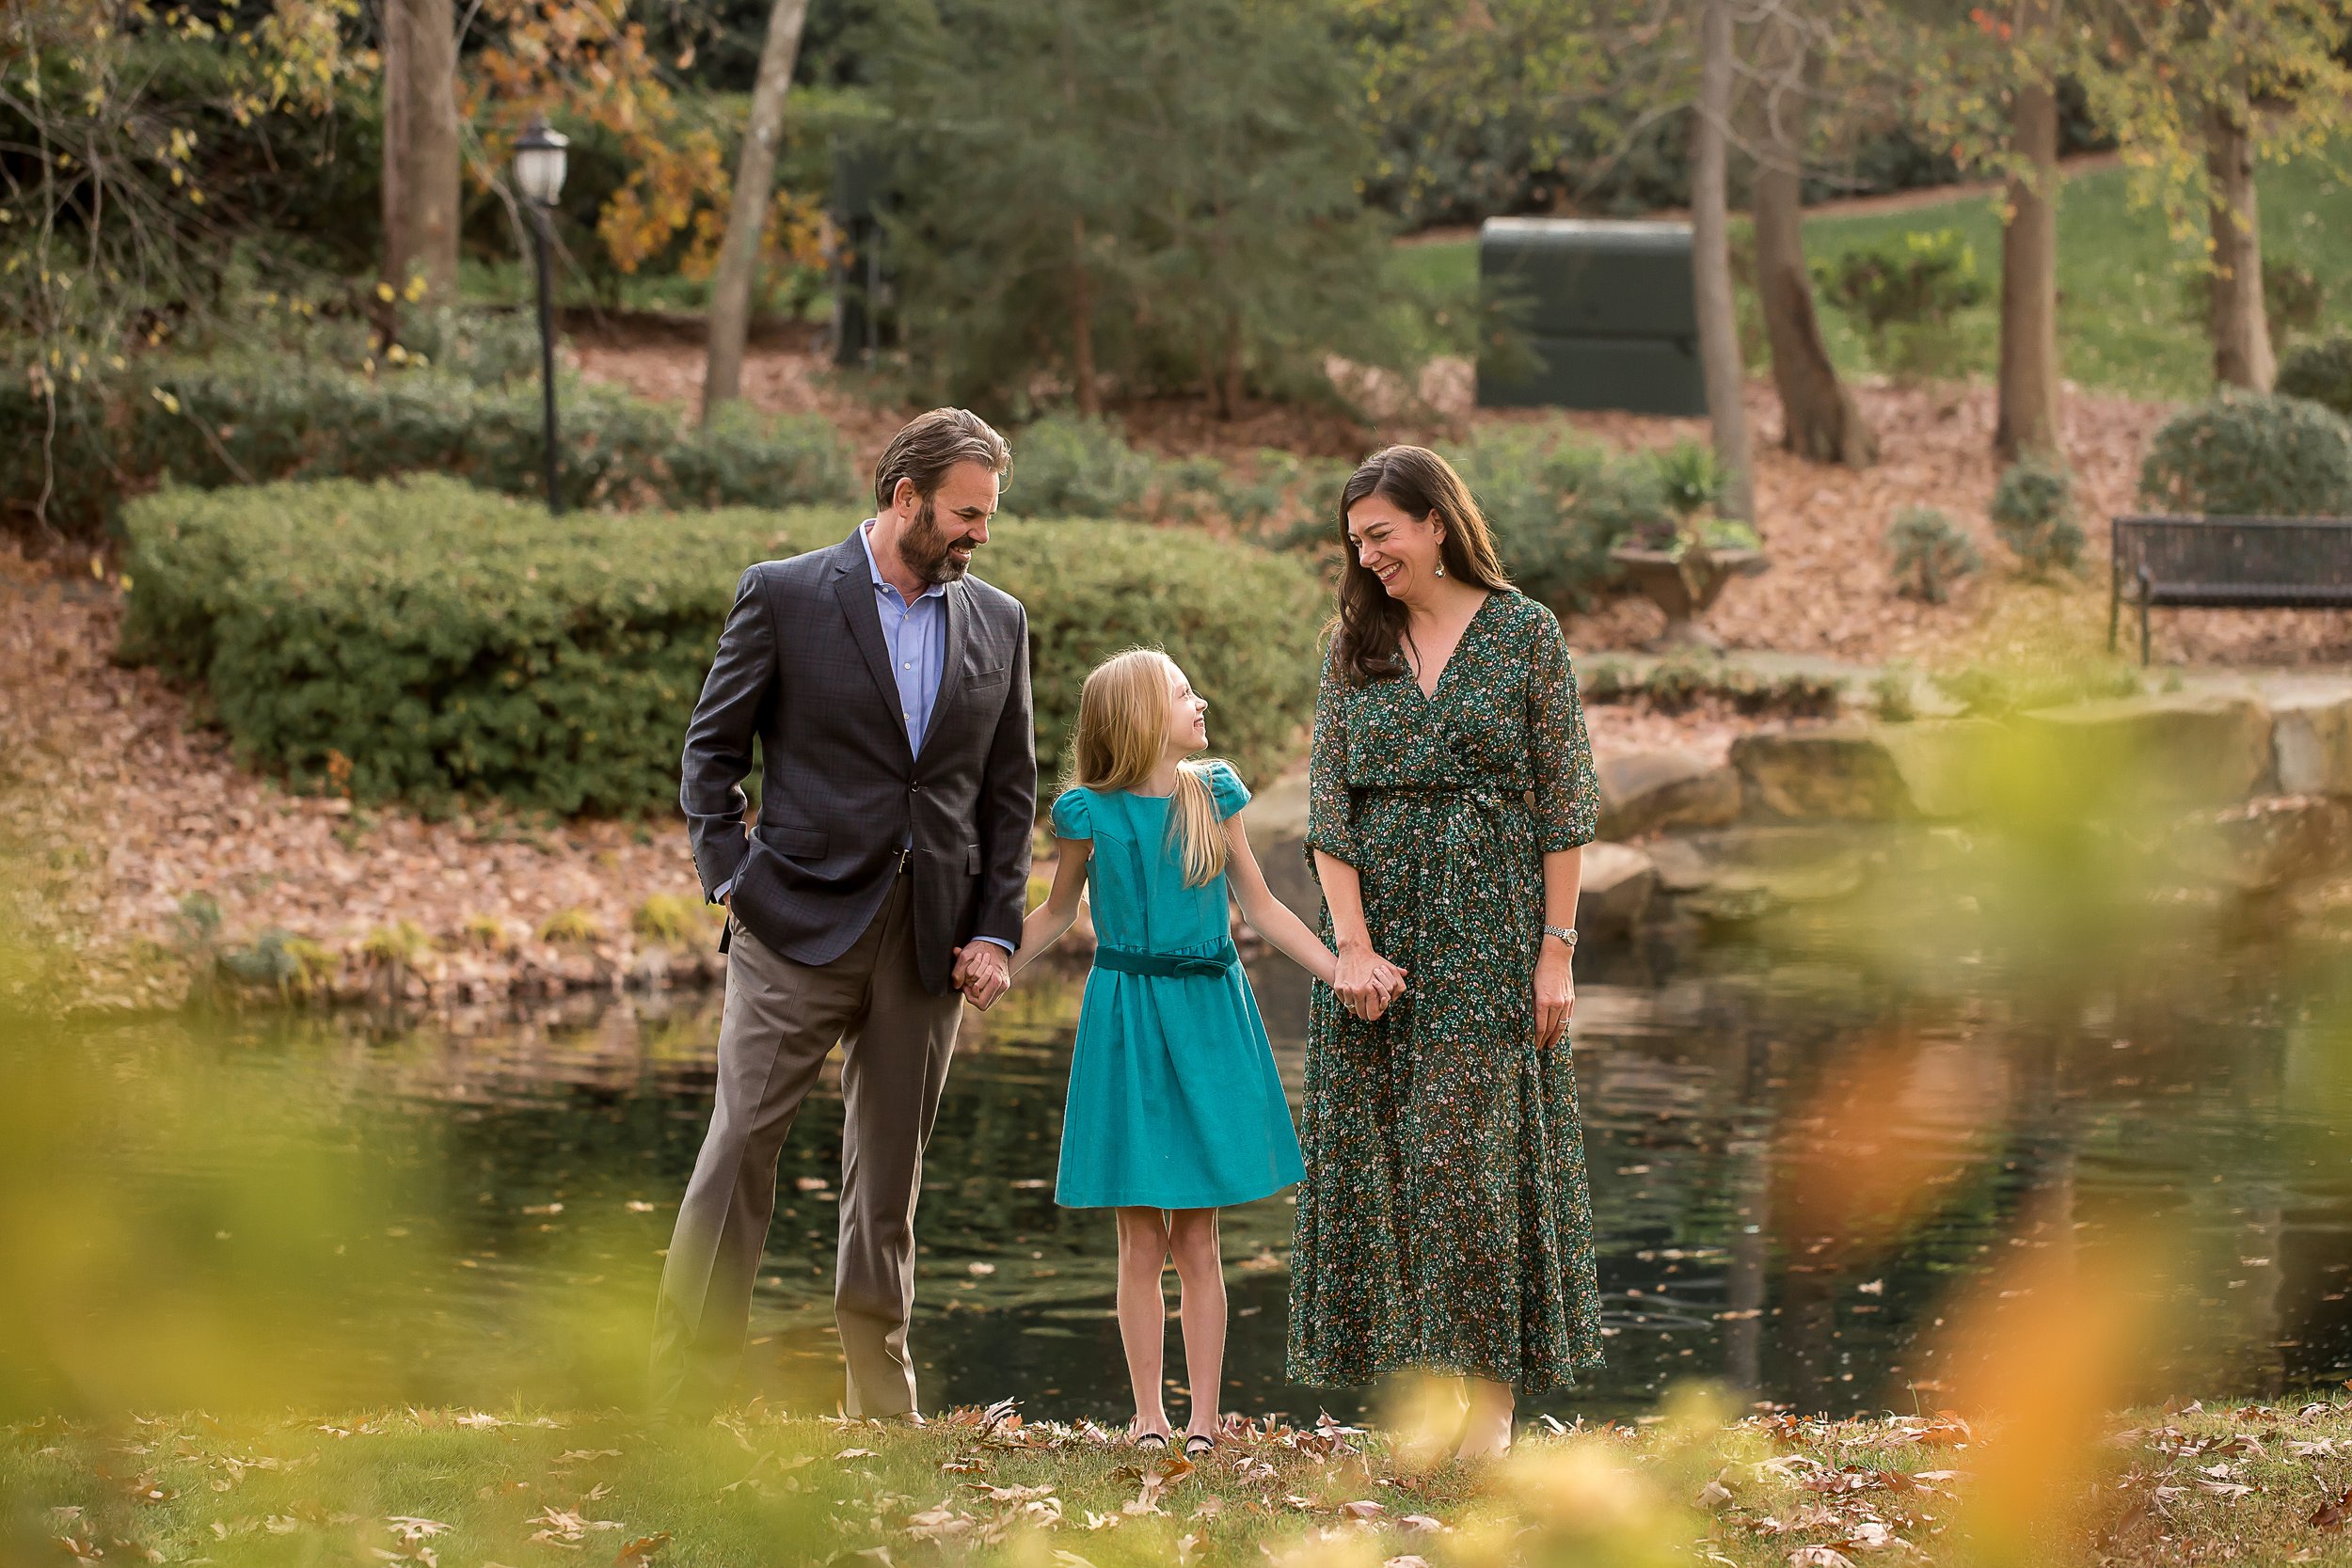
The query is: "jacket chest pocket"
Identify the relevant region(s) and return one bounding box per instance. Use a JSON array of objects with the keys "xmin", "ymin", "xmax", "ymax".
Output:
[{"xmin": 964, "ymin": 661, "xmax": 1010, "ymax": 690}]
